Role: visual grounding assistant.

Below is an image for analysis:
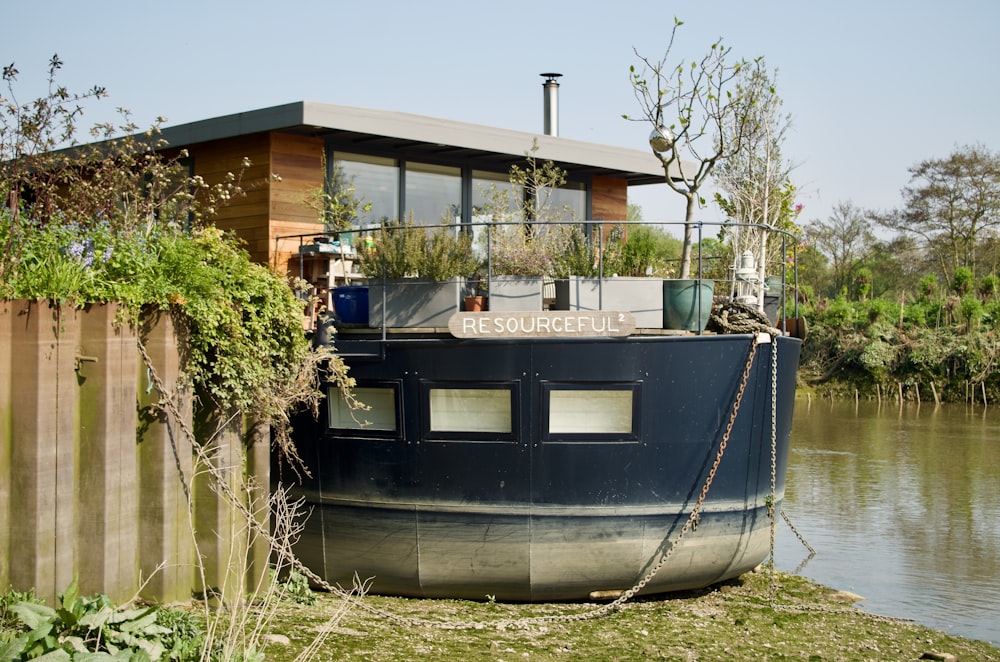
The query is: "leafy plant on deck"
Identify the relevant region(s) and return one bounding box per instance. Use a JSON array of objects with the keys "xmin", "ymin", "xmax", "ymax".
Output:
[{"xmin": 359, "ymin": 218, "xmax": 478, "ymax": 281}]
